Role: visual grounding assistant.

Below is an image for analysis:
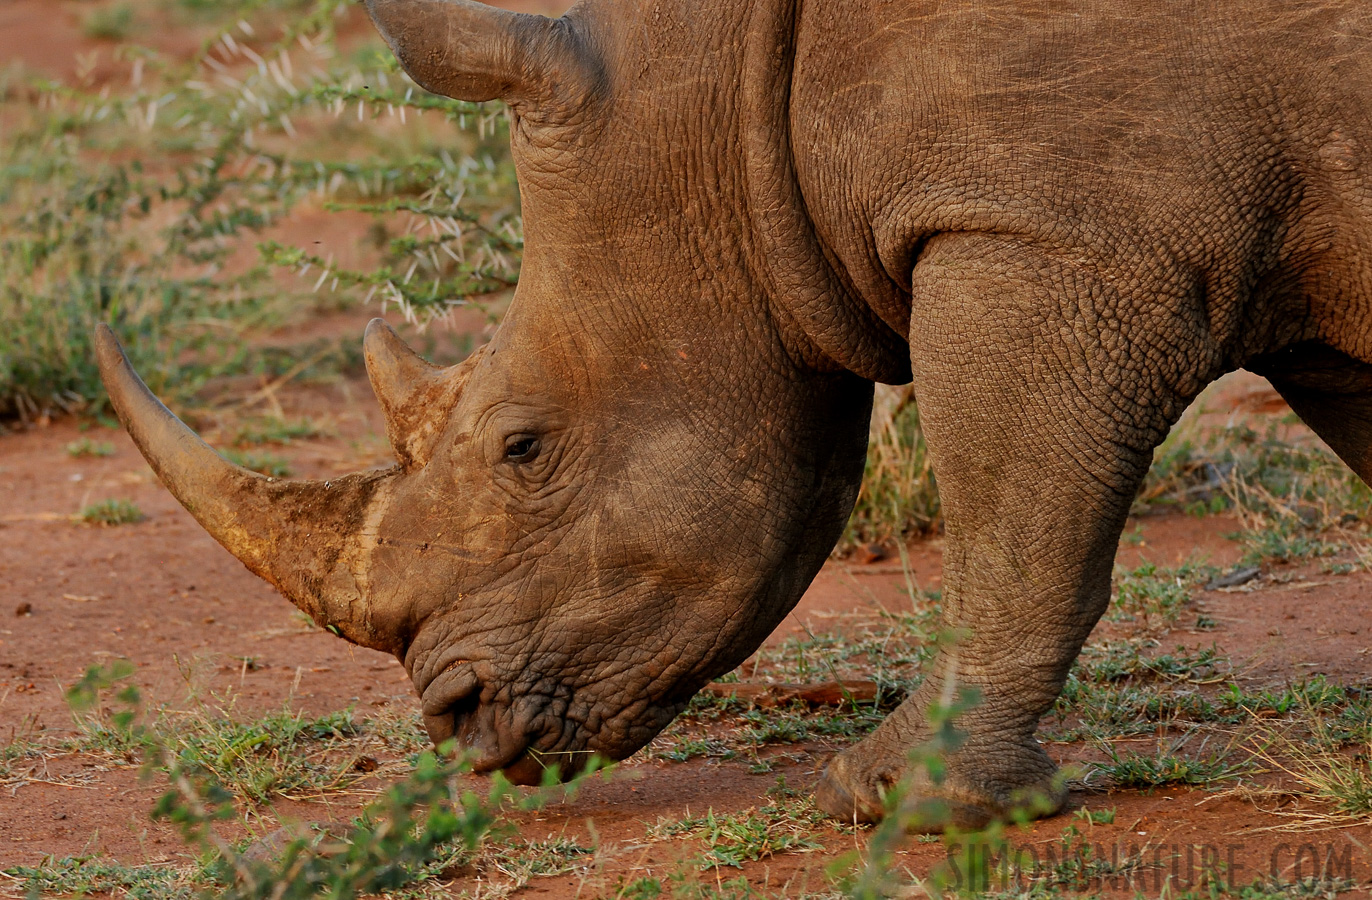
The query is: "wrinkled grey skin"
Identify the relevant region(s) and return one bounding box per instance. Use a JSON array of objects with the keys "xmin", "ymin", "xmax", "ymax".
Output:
[{"xmin": 100, "ymin": 0, "xmax": 1372, "ymax": 826}]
